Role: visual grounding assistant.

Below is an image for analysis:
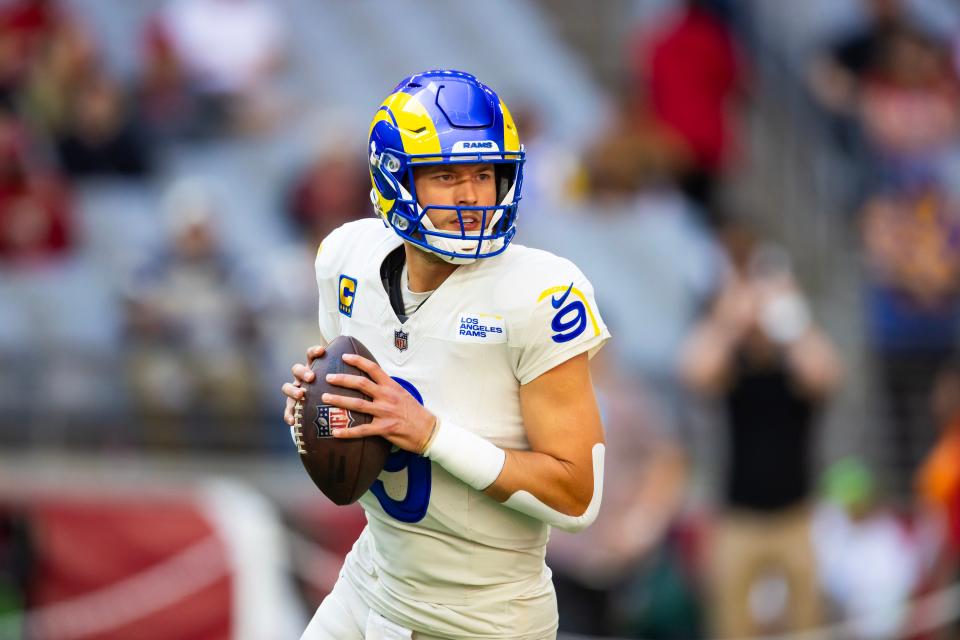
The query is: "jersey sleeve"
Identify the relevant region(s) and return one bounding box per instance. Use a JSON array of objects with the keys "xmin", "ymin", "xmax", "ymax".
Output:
[
  {"xmin": 510, "ymin": 257, "xmax": 611, "ymax": 385},
  {"xmin": 314, "ymin": 225, "xmax": 347, "ymax": 345}
]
